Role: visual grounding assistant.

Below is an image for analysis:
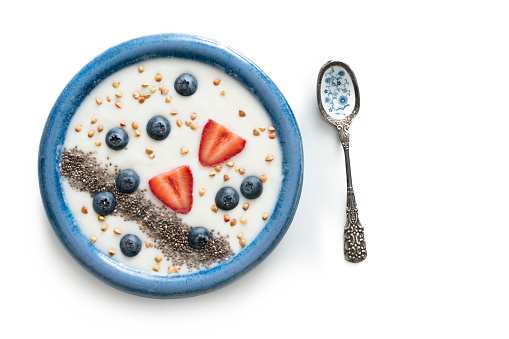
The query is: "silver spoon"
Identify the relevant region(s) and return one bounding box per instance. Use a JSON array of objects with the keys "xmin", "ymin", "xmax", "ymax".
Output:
[{"xmin": 317, "ymin": 61, "xmax": 367, "ymax": 263}]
